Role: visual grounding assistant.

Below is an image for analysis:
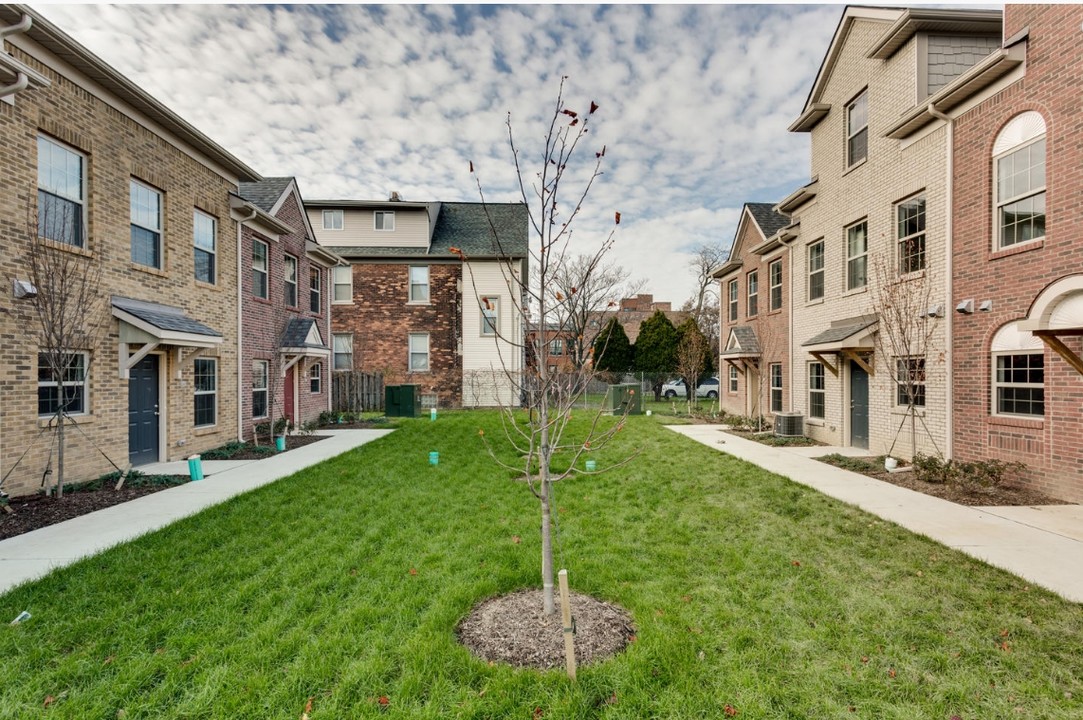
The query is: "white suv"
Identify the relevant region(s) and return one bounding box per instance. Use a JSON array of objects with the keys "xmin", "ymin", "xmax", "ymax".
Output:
[{"xmin": 662, "ymin": 377, "xmax": 719, "ymax": 399}]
